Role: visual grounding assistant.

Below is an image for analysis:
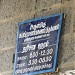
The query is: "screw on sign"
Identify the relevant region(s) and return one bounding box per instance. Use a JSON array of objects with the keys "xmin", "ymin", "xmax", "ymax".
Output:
[{"xmin": 59, "ymin": 70, "xmax": 75, "ymax": 75}]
